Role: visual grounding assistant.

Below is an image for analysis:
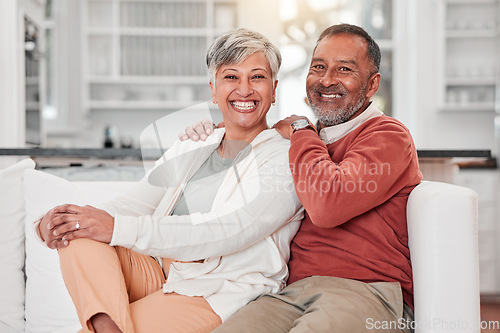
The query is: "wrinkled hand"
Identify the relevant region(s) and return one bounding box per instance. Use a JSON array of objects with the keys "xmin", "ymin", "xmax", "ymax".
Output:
[
  {"xmin": 272, "ymin": 115, "xmax": 311, "ymax": 140},
  {"xmin": 178, "ymin": 119, "xmax": 224, "ymax": 141},
  {"xmin": 38, "ymin": 204, "xmax": 114, "ymax": 249}
]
